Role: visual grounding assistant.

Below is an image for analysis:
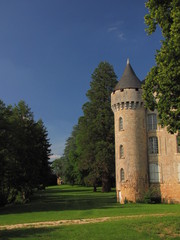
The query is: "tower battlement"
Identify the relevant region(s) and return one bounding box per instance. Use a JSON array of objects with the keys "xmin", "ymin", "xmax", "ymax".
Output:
[{"xmin": 111, "ymin": 88, "xmax": 144, "ymax": 111}]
